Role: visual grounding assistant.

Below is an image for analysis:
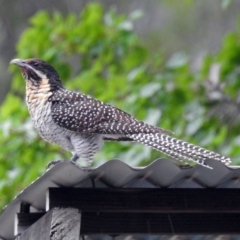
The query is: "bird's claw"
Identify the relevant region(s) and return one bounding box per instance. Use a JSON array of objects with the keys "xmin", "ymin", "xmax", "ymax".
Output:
[{"xmin": 46, "ymin": 160, "xmax": 63, "ymax": 169}]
